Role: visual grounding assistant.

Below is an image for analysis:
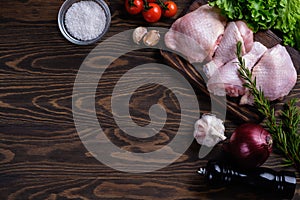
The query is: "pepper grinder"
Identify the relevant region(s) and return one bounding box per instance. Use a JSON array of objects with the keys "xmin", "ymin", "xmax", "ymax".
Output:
[{"xmin": 198, "ymin": 160, "xmax": 297, "ymax": 199}]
